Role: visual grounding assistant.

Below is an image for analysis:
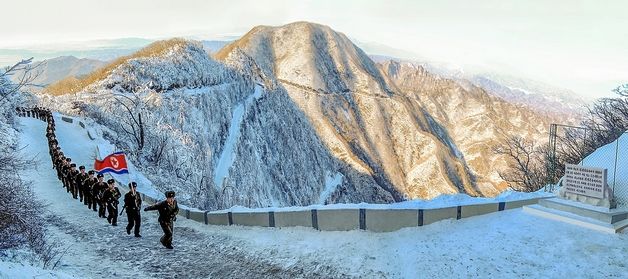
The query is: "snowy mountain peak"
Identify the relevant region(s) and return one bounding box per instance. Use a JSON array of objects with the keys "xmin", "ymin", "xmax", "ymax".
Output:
[
  {"xmin": 216, "ymin": 21, "xmax": 393, "ymax": 97},
  {"xmin": 45, "ymin": 38, "xmax": 228, "ymax": 95}
]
